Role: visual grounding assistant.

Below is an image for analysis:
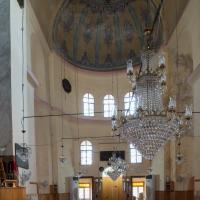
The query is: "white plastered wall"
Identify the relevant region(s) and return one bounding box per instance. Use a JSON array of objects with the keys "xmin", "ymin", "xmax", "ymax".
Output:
[
  {"xmin": 166, "ymin": 0, "xmax": 200, "ymax": 194},
  {"xmin": 11, "ymin": 0, "xmax": 53, "ymax": 195}
]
